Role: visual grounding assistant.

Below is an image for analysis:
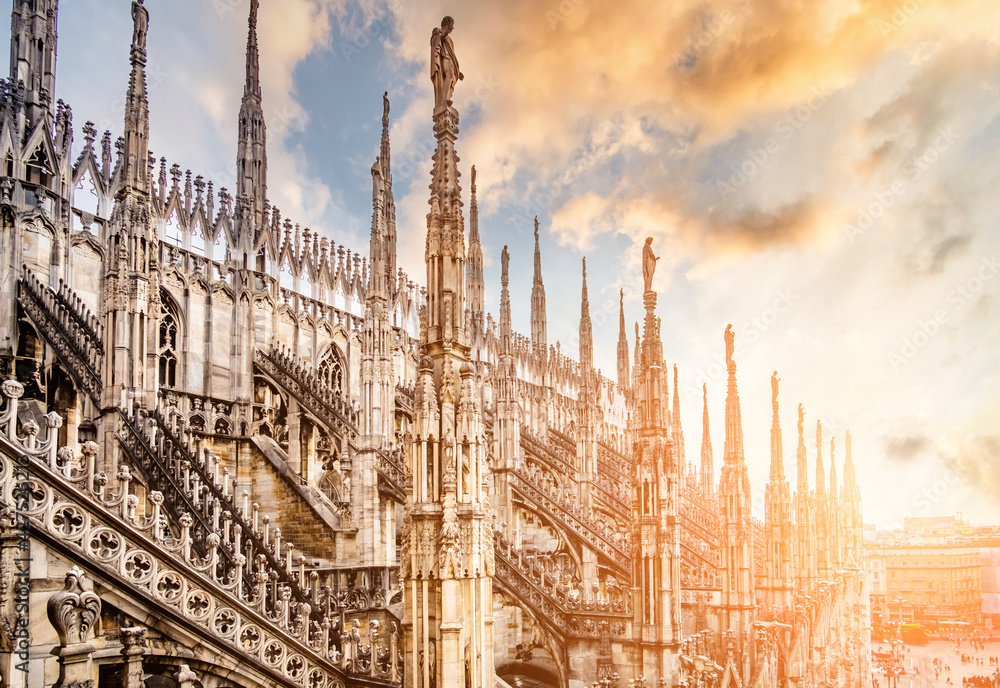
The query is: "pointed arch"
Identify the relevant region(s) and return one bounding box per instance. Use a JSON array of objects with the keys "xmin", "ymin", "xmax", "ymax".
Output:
[
  {"xmin": 163, "ymin": 209, "xmax": 182, "ymax": 246},
  {"xmin": 73, "ymin": 166, "xmax": 102, "ymax": 217},
  {"xmin": 190, "ymin": 218, "xmax": 206, "ymax": 253},
  {"xmin": 317, "ymin": 342, "xmax": 346, "ymax": 394},
  {"xmin": 158, "ymin": 289, "xmax": 181, "ymax": 388}
]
